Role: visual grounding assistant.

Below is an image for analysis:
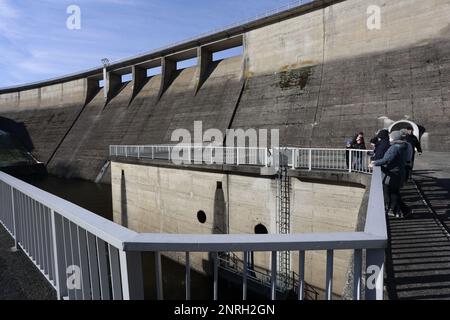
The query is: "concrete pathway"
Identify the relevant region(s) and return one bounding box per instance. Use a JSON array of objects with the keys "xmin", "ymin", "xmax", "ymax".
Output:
[
  {"xmin": 0, "ymin": 225, "xmax": 56, "ymax": 300},
  {"xmin": 385, "ymin": 152, "xmax": 450, "ymax": 300}
]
